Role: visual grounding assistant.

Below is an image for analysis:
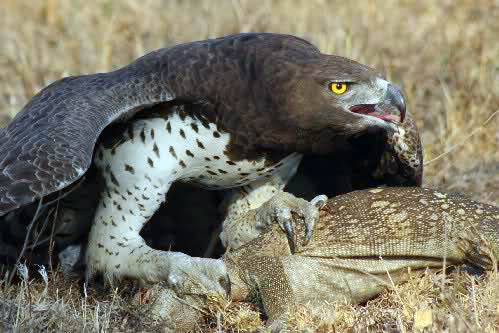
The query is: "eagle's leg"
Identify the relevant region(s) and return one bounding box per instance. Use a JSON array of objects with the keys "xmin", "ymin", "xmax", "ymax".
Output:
[
  {"xmin": 220, "ymin": 165, "xmax": 327, "ymax": 250},
  {"xmin": 85, "ymin": 121, "xmax": 229, "ymax": 293},
  {"xmin": 86, "ymin": 175, "xmax": 227, "ymax": 292}
]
